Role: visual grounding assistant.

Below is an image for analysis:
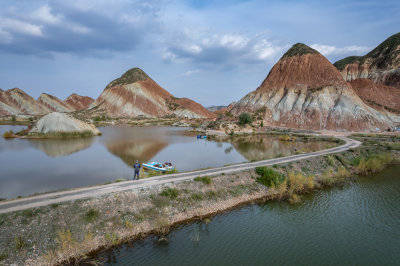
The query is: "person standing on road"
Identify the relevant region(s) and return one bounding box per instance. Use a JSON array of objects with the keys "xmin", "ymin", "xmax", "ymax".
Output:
[{"xmin": 133, "ymin": 160, "xmax": 141, "ymax": 180}]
